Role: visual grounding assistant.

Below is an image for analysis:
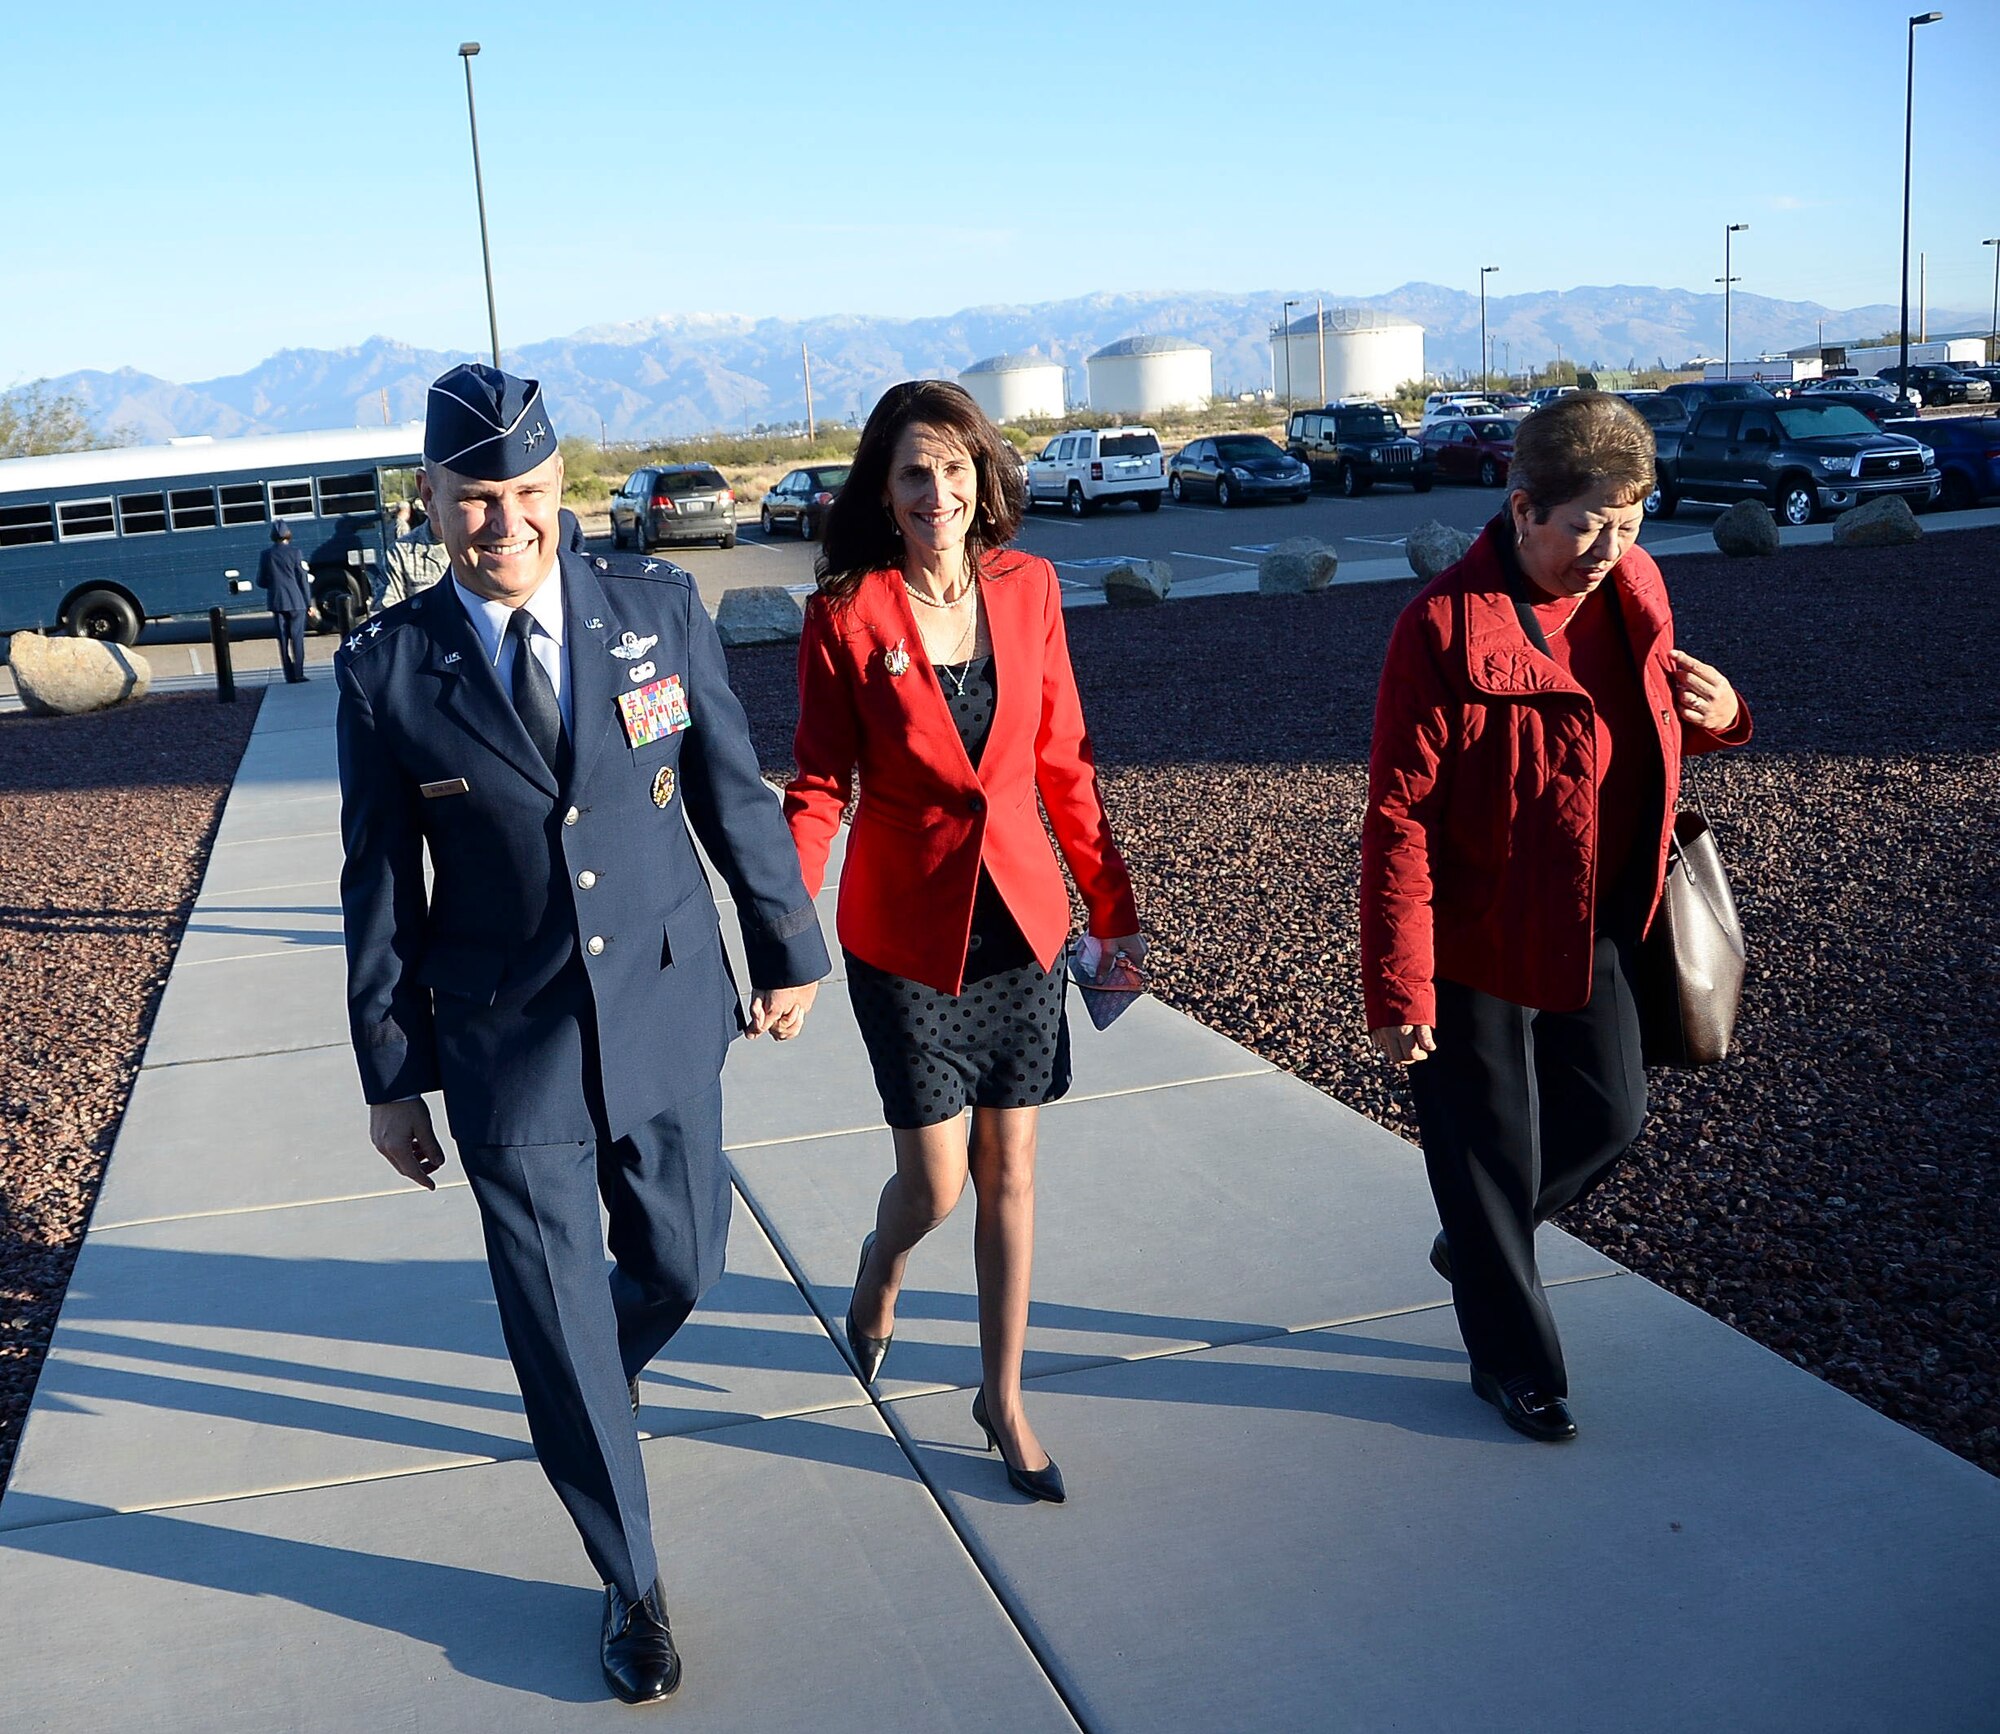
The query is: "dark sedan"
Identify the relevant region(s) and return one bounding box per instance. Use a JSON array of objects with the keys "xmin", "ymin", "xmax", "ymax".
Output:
[
  {"xmin": 1418, "ymin": 416, "xmax": 1518, "ymax": 487},
  {"xmin": 759, "ymin": 464, "xmax": 850, "ymax": 539},
  {"xmin": 1167, "ymin": 435, "xmax": 1310, "ymax": 506}
]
